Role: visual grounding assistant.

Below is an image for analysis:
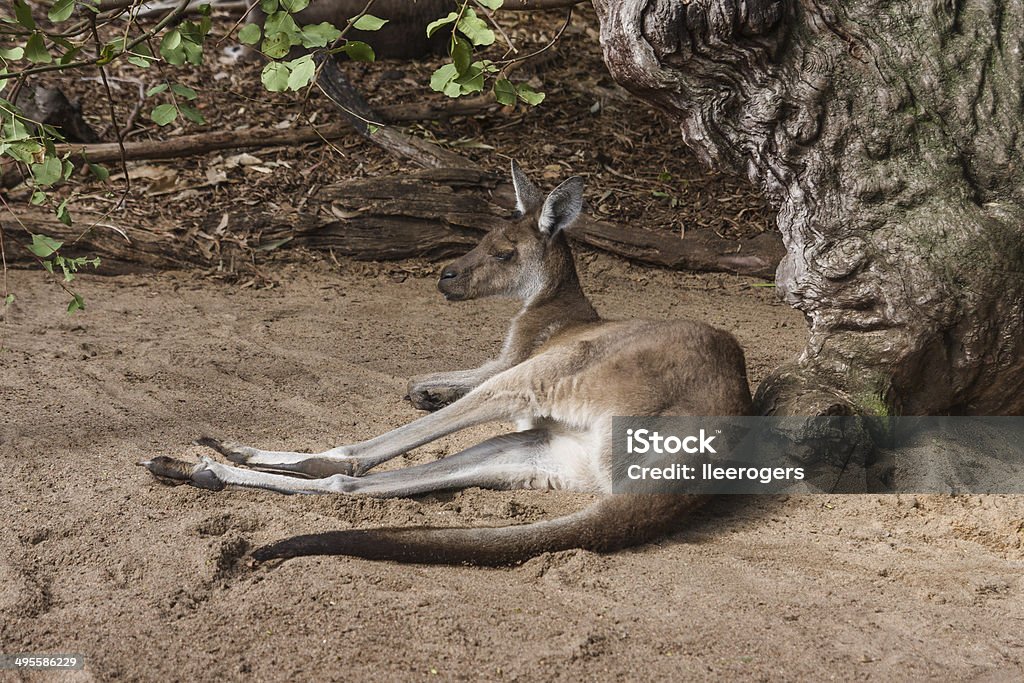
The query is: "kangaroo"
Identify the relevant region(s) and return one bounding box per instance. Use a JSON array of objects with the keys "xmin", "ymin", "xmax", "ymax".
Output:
[{"xmin": 140, "ymin": 161, "xmax": 754, "ymax": 565}]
